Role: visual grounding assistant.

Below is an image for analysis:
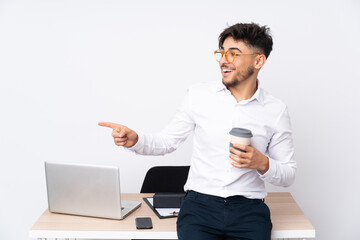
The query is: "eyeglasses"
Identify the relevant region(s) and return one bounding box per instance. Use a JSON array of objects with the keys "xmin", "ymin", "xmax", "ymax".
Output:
[{"xmin": 214, "ymin": 49, "xmax": 260, "ymax": 63}]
